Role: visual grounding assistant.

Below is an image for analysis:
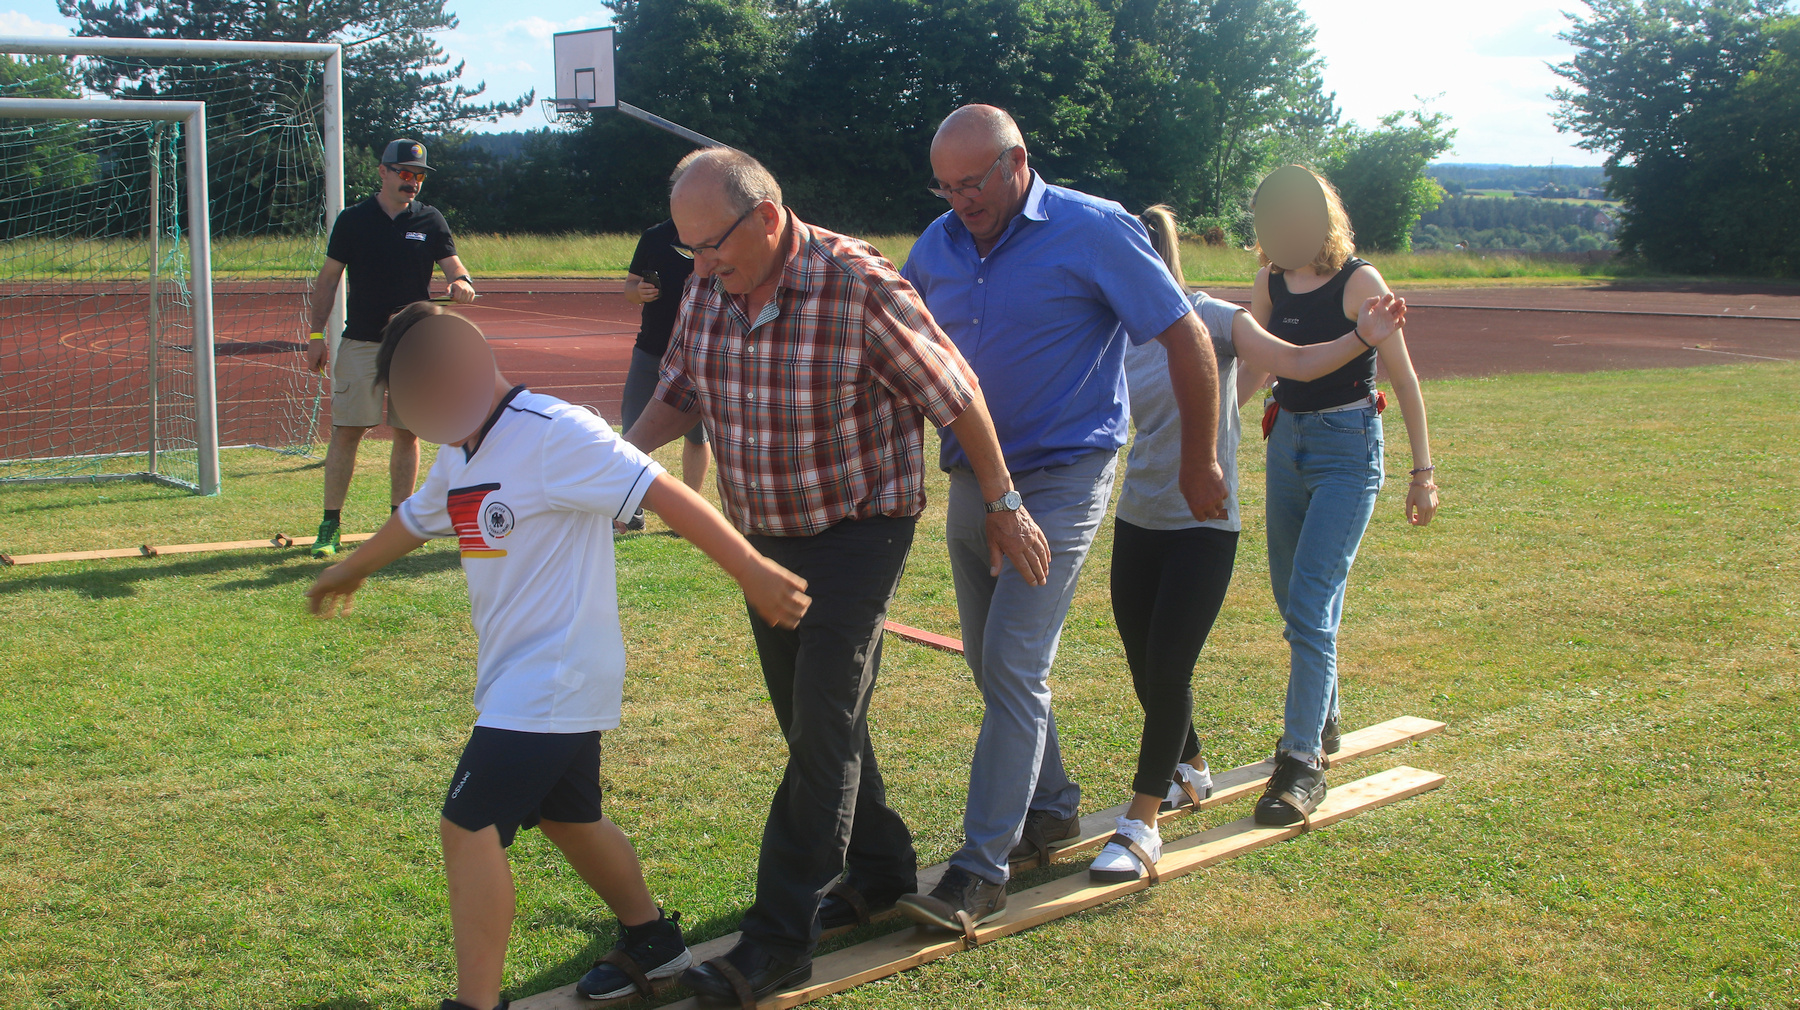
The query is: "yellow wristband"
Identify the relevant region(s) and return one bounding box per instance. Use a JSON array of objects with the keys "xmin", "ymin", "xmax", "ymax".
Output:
[{"xmin": 308, "ymin": 332, "xmax": 325, "ymax": 341}]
